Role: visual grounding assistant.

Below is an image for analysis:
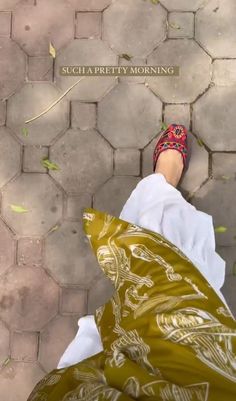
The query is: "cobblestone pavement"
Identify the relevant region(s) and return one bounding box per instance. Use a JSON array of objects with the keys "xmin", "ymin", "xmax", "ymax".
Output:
[{"xmin": 0, "ymin": 0, "xmax": 236, "ymax": 398}]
